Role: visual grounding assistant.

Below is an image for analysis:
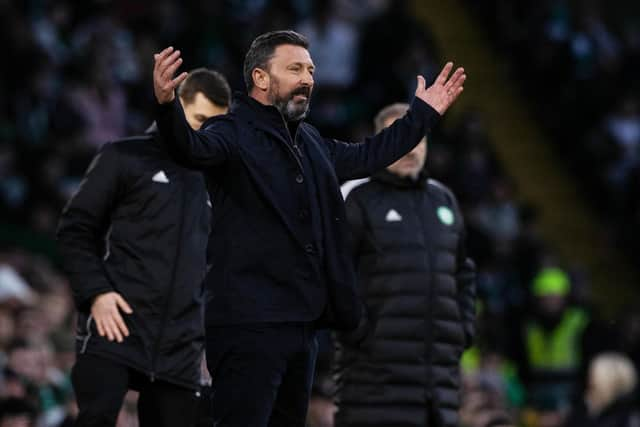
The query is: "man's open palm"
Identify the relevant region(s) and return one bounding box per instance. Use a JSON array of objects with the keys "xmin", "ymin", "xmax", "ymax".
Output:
[
  {"xmin": 415, "ymin": 62, "xmax": 466, "ymax": 115},
  {"xmin": 91, "ymin": 292, "xmax": 133, "ymax": 343},
  {"xmin": 154, "ymin": 46, "xmax": 188, "ymax": 104}
]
